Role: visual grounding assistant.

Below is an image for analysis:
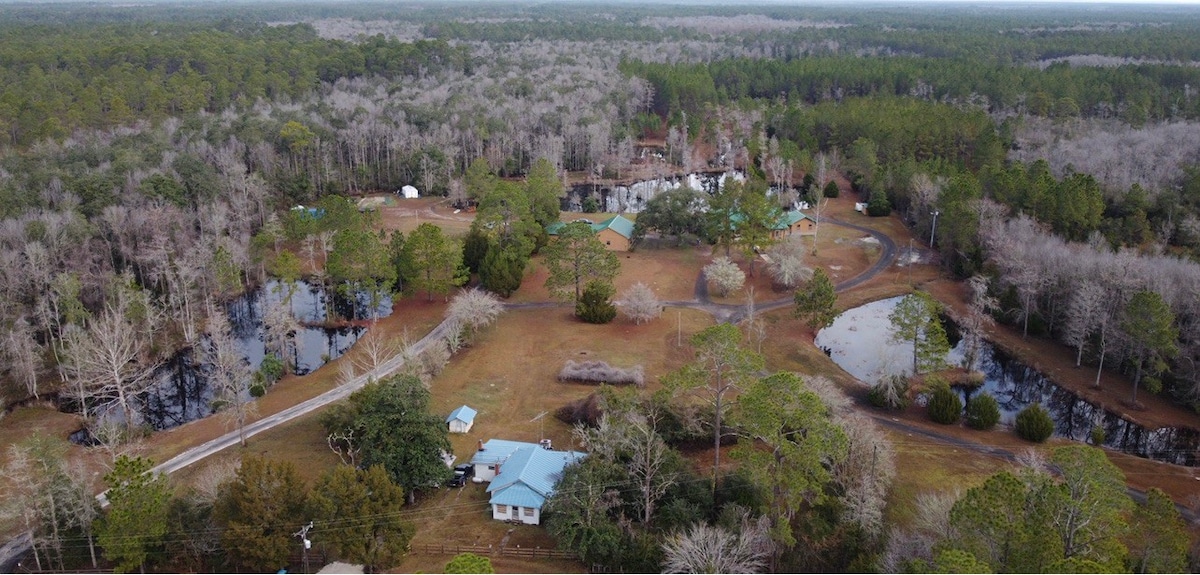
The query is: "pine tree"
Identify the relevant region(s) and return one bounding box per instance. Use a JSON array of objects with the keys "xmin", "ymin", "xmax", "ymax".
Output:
[
  {"xmin": 793, "ymin": 267, "xmax": 839, "ymax": 329},
  {"xmin": 480, "ymin": 244, "xmax": 525, "ymax": 297},
  {"xmin": 576, "ymin": 280, "xmax": 617, "ymax": 324},
  {"xmin": 214, "ymin": 457, "xmax": 309, "ymax": 573},
  {"xmin": 98, "ymin": 456, "xmax": 171, "ymax": 573}
]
